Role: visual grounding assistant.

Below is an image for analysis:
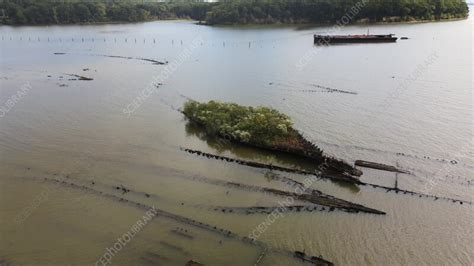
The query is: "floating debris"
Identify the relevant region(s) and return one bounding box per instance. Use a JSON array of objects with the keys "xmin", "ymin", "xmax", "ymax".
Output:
[
  {"xmin": 280, "ymin": 84, "xmax": 357, "ymax": 95},
  {"xmin": 137, "ymin": 57, "xmax": 168, "ymax": 65},
  {"xmin": 186, "ymin": 260, "xmax": 204, "ymax": 266},
  {"xmin": 65, "ymin": 73, "xmax": 93, "ymax": 81},
  {"xmin": 139, "ymin": 256, "xmax": 158, "ymax": 265},
  {"xmin": 265, "ymin": 172, "xmax": 307, "ymax": 190},
  {"xmin": 363, "ymin": 181, "xmax": 473, "ymax": 205},
  {"xmin": 294, "ymin": 250, "xmax": 332, "ymax": 265},
  {"xmin": 143, "ymin": 251, "xmax": 170, "ymax": 263},
  {"xmin": 254, "ymin": 248, "xmax": 267, "ymax": 266},
  {"xmin": 53, "ymin": 52, "xmax": 168, "ymax": 65},
  {"xmin": 159, "ymin": 241, "xmax": 189, "ymax": 255},
  {"xmin": 355, "ymin": 160, "xmax": 410, "ymax": 174},
  {"xmin": 312, "ymin": 84, "xmax": 358, "ymax": 95},
  {"xmin": 171, "ymin": 228, "xmax": 194, "ymax": 239},
  {"xmin": 116, "ymin": 185, "xmax": 130, "ymax": 194}
]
